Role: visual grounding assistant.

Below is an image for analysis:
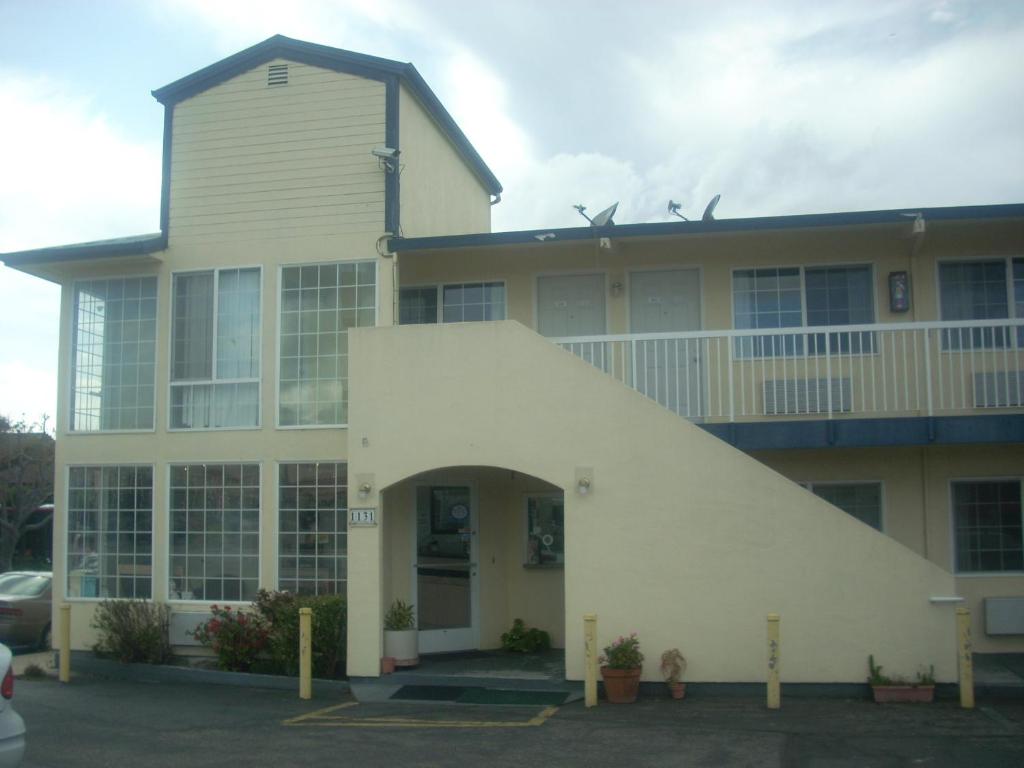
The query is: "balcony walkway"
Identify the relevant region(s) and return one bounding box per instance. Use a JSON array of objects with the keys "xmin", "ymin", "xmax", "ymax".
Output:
[{"xmin": 552, "ymin": 319, "xmax": 1024, "ymax": 425}]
